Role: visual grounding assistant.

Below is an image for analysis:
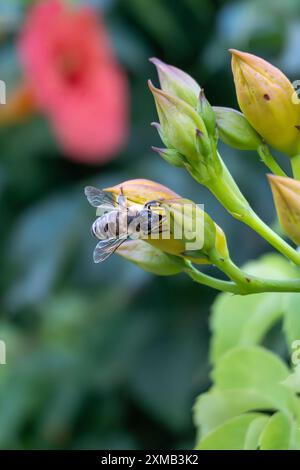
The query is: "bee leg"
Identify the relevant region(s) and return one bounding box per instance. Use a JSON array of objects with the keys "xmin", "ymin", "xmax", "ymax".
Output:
[
  {"xmin": 144, "ymin": 199, "xmax": 162, "ymax": 209},
  {"xmin": 117, "ymin": 187, "xmax": 128, "ymax": 210}
]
